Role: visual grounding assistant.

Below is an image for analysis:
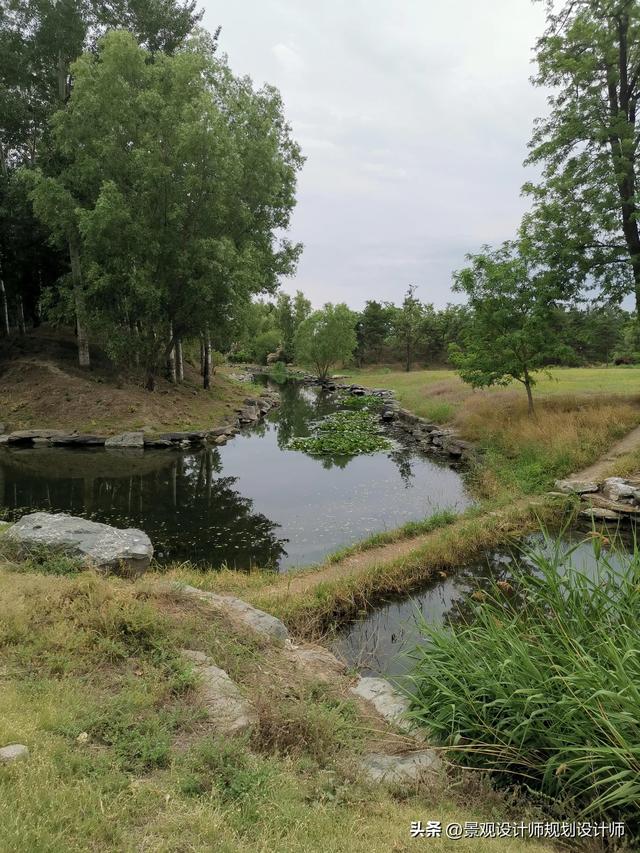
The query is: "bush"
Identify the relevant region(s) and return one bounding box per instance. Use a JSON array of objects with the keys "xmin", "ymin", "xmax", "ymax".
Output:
[
  {"xmin": 250, "ymin": 330, "xmax": 281, "ymax": 365},
  {"xmin": 407, "ymin": 534, "xmax": 640, "ymax": 828}
]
